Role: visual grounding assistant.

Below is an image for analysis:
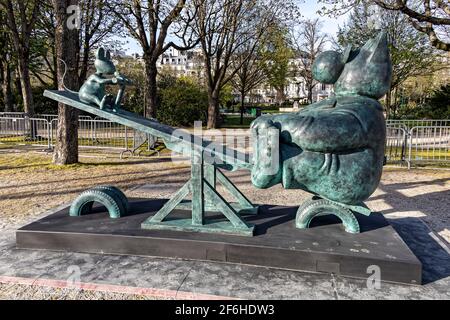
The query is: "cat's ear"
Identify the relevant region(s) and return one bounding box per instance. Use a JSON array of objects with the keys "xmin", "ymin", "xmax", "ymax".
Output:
[
  {"xmin": 342, "ymin": 45, "xmax": 352, "ymax": 63},
  {"xmin": 96, "ymin": 48, "xmax": 105, "ymax": 59},
  {"xmin": 106, "ymin": 50, "xmax": 111, "ymax": 60}
]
